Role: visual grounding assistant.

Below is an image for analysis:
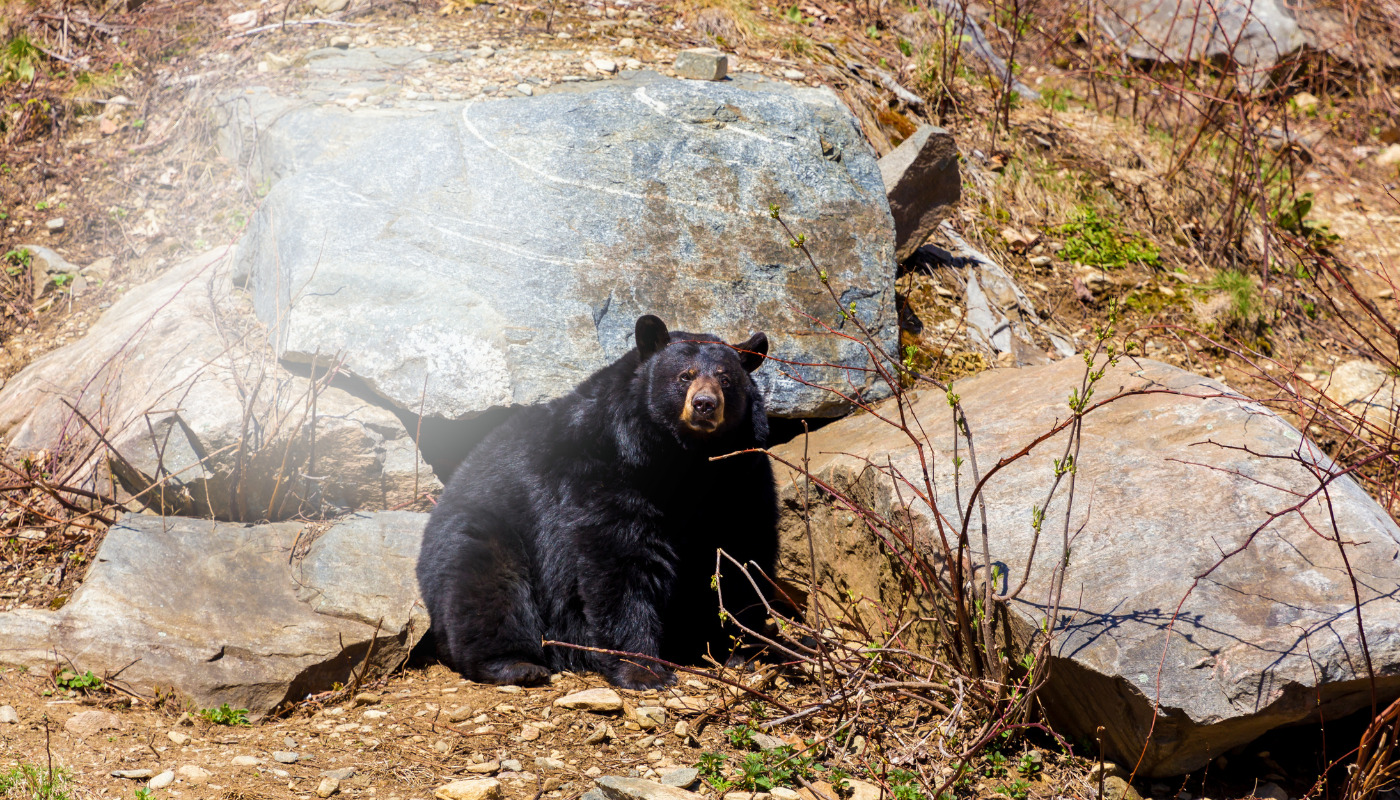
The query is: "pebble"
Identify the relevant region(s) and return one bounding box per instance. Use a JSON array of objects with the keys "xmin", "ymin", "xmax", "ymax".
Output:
[
  {"xmin": 846, "ymin": 779, "xmax": 882, "ymax": 800},
  {"xmin": 625, "ymin": 59, "xmax": 643, "ymax": 70},
  {"xmin": 519, "ymin": 725, "xmax": 541, "ymax": 741},
  {"xmin": 620, "ymin": 38, "xmax": 637, "ymax": 47},
  {"xmin": 448, "ymin": 706, "xmax": 476, "ymax": 723},
  {"xmin": 0, "ymin": 706, "xmax": 17, "ymax": 724},
  {"xmin": 44, "ymin": 218, "xmax": 64, "ymax": 233},
  {"xmin": 231, "ymin": 755, "xmax": 261, "ymax": 767},
  {"xmin": 324, "ymin": 768, "xmax": 357, "ymax": 781},
  {"xmin": 497, "ymin": 685, "xmax": 522, "ymax": 694},
  {"xmin": 111, "ymin": 770, "xmax": 155, "ymax": 779},
  {"xmin": 177, "ymin": 765, "xmax": 212, "ymax": 784},
  {"xmin": 434, "ymin": 739, "xmax": 452, "ymax": 754},
  {"xmin": 535, "ymin": 757, "xmax": 567, "ymax": 771},
  {"xmin": 781, "ymin": 69, "xmax": 806, "ymax": 80},
  {"xmin": 1028, "ymin": 255, "xmax": 1053, "ymax": 267},
  {"xmin": 592, "ymin": 58, "xmax": 618, "ymax": 73},
  {"xmin": 724, "ymin": 793, "xmax": 770, "ymax": 800},
  {"xmin": 464, "ymin": 760, "xmax": 501, "ymax": 775},
  {"xmin": 148, "ymin": 771, "xmax": 175, "ymax": 790},
  {"xmin": 330, "ymin": 35, "xmax": 352, "ymax": 49},
  {"xmin": 354, "ymin": 692, "xmax": 381, "ymax": 706},
  {"xmin": 417, "ymin": 42, "xmax": 435, "ymax": 52},
  {"xmin": 501, "ymin": 759, "xmax": 523, "ymax": 772},
  {"xmin": 362, "ymin": 709, "xmax": 388, "ymax": 719},
  {"xmin": 771, "ymin": 789, "xmax": 802, "ymax": 800},
  {"xmin": 635, "ymin": 707, "xmax": 666, "ymax": 729},
  {"xmin": 167, "ymin": 730, "xmax": 192, "ymax": 746},
  {"xmin": 434, "ymin": 778, "xmax": 503, "ymax": 800},
  {"xmin": 273, "ymin": 751, "xmax": 299, "ymax": 764},
  {"xmin": 555, "ymin": 688, "xmax": 623, "ymax": 712},
  {"xmin": 517, "ymin": 84, "xmax": 535, "ymax": 96},
  {"xmin": 477, "ymin": 46, "xmax": 496, "ymax": 58},
  {"xmin": 318, "ymin": 777, "xmax": 342, "ymax": 797},
  {"xmin": 751, "ymin": 733, "xmax": 788, "ymax": 750}
]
